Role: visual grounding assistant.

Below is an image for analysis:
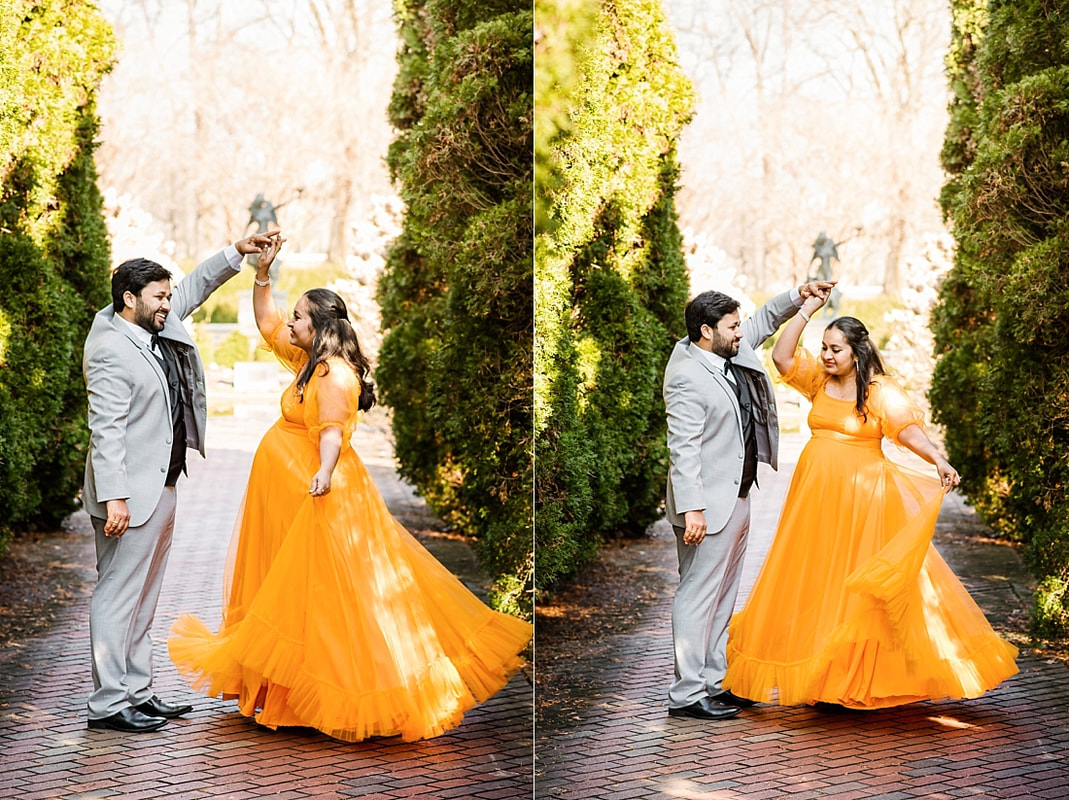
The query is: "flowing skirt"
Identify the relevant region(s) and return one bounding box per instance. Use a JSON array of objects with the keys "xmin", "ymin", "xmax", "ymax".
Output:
[
  {"xmin": 169, "ymin": 418, "xmax": 532, "ymax": 741},
  {"xmin": 723, "ymin": 430, "xmax": 1017, "ymax": 708}
]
